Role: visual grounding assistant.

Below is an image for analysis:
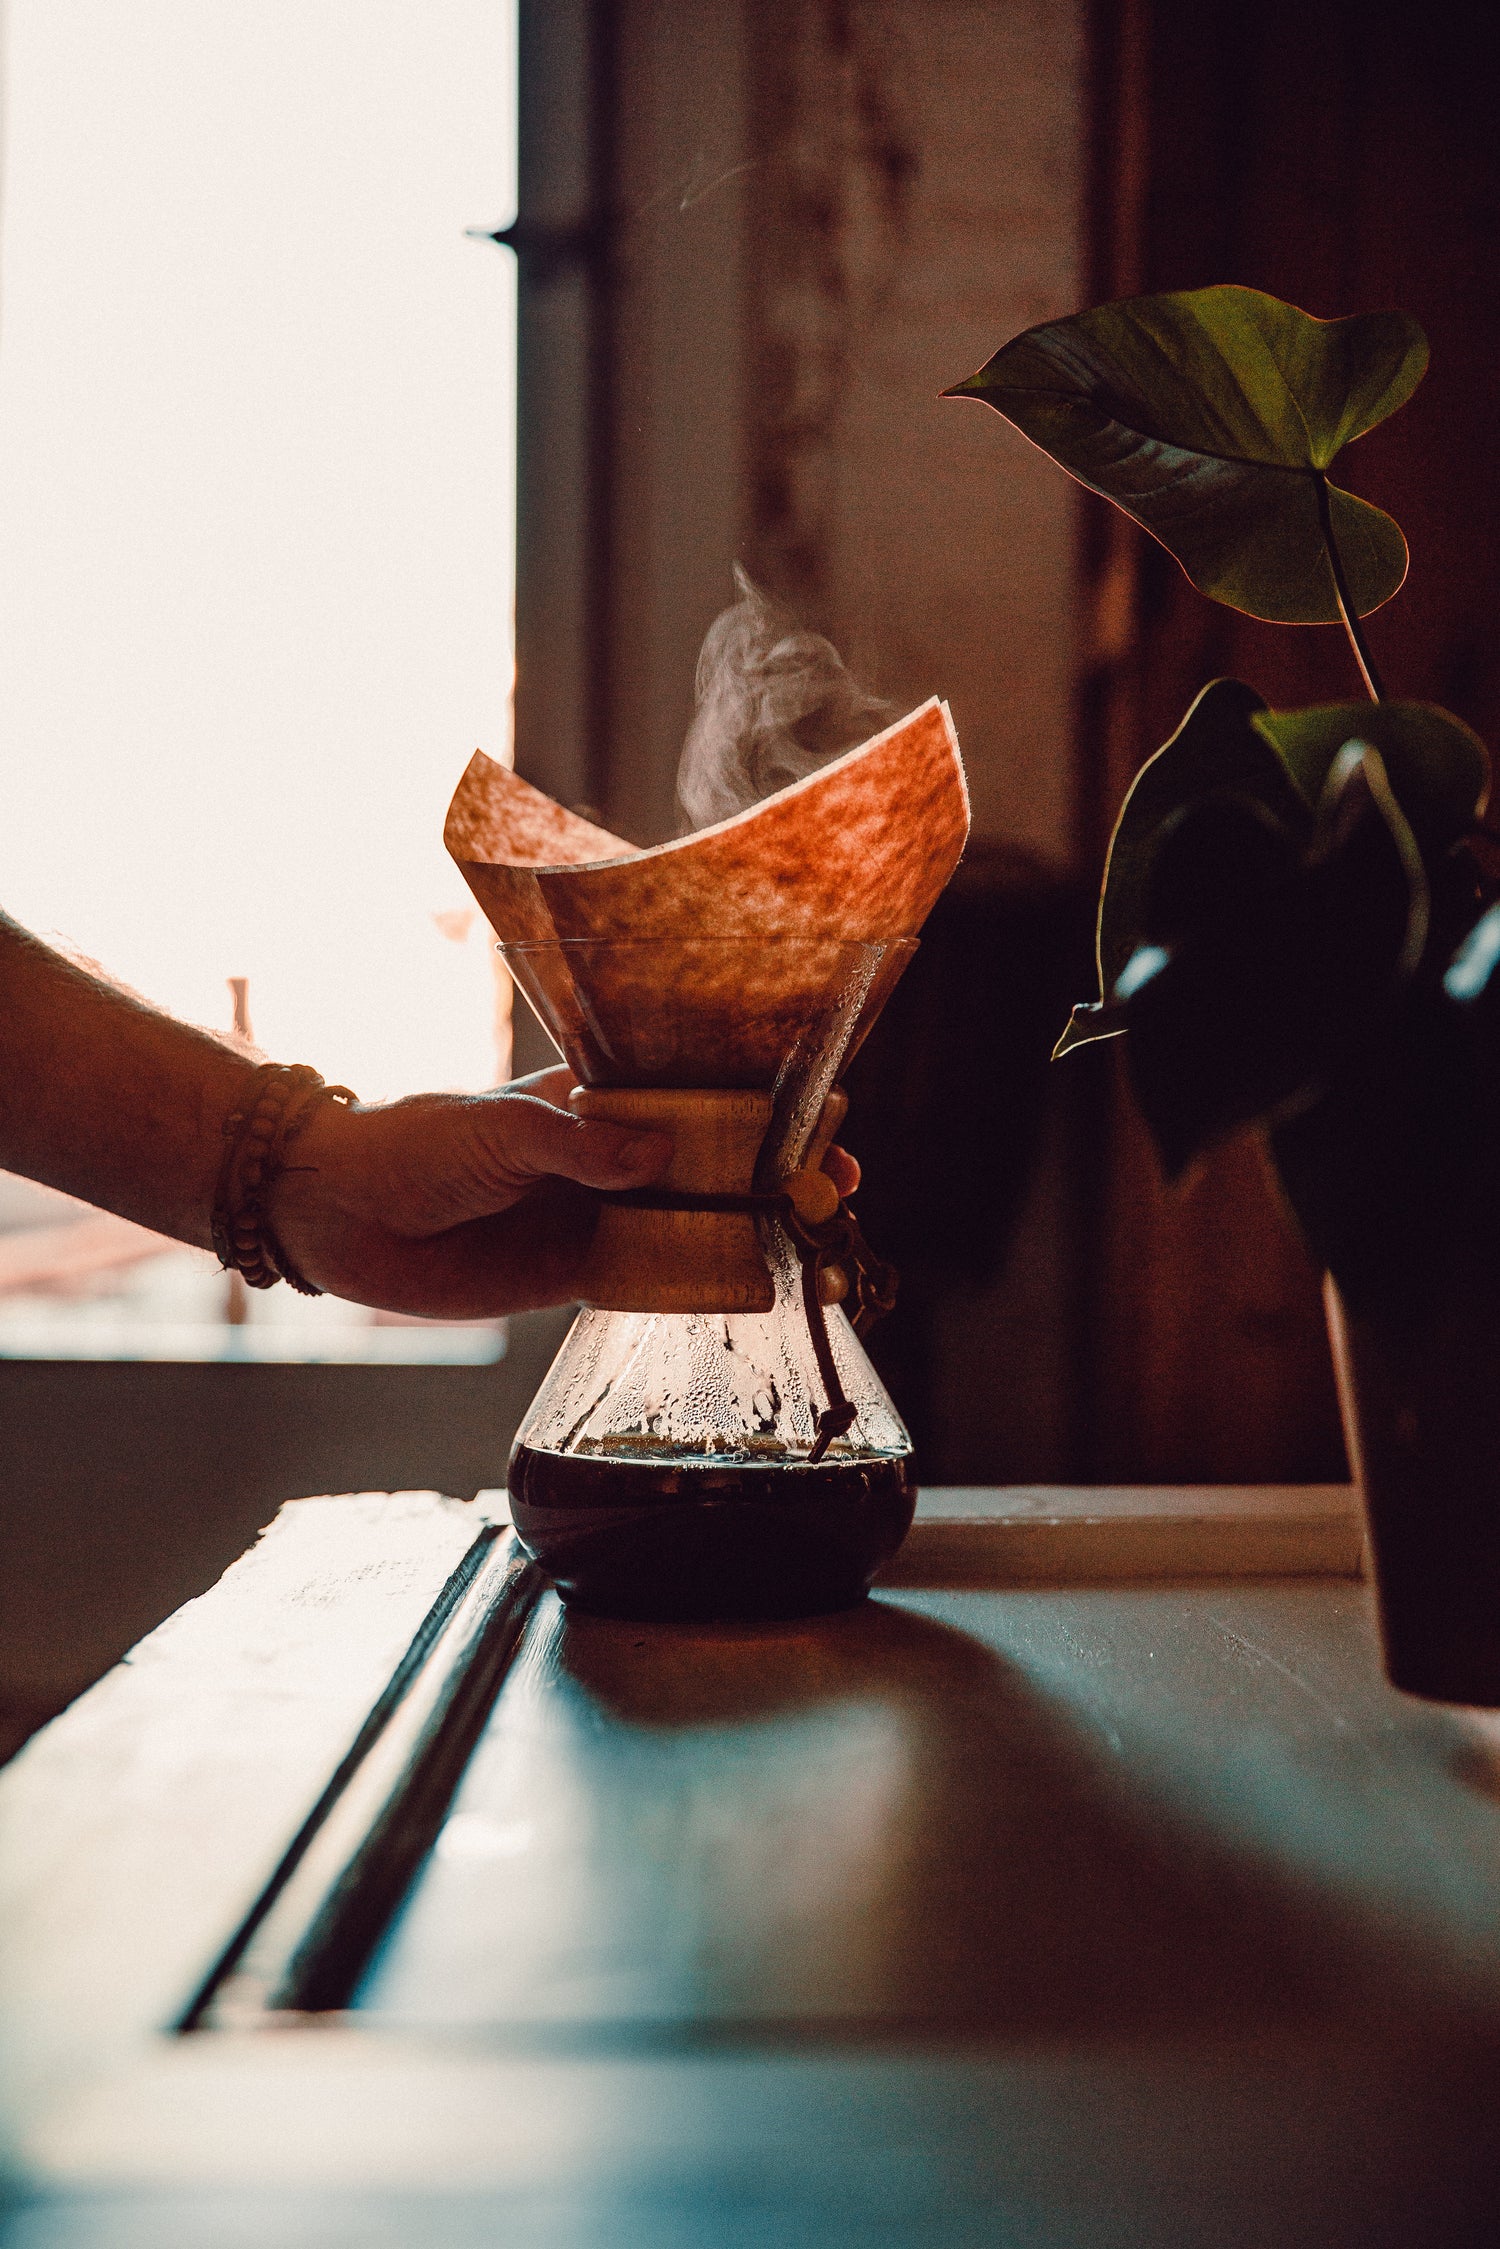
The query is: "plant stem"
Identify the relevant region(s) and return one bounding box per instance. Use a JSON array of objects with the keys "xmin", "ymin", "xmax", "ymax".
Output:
[{"xmin": 1315, "ymin": 473, "xmax": 1385, "ymax": 702}]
